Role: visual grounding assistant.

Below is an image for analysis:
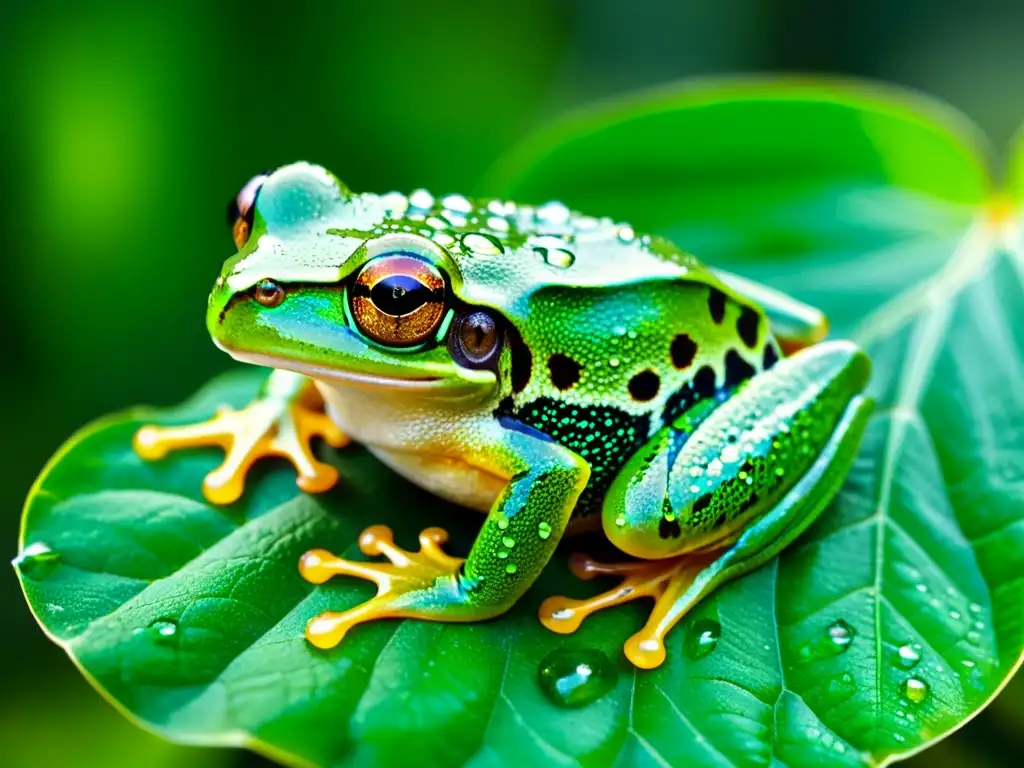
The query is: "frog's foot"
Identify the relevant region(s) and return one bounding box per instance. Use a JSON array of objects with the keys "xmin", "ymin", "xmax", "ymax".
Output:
[
  {"xmin": 133, "ymin": 384, "xmax": 349, "ymax": 505},
  {"xmin": 539, "ymin": 551, "xmax": 718, "ymax": 669},
  {"xmin": 299, "ymin": 525, "xmax": 465, "ymax": 650}
]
